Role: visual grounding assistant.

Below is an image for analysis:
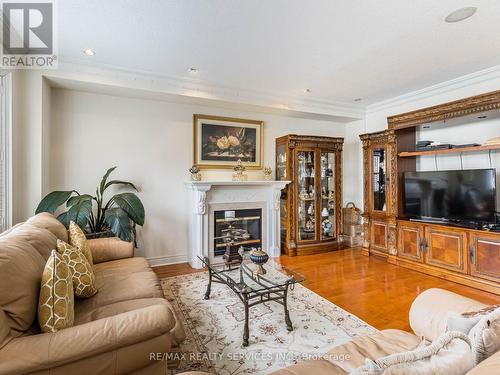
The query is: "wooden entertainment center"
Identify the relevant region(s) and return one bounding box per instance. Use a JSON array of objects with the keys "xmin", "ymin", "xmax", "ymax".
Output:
[{"xmin": 360, "ymin": 90, "xmax": 500, "ymax": 295}]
